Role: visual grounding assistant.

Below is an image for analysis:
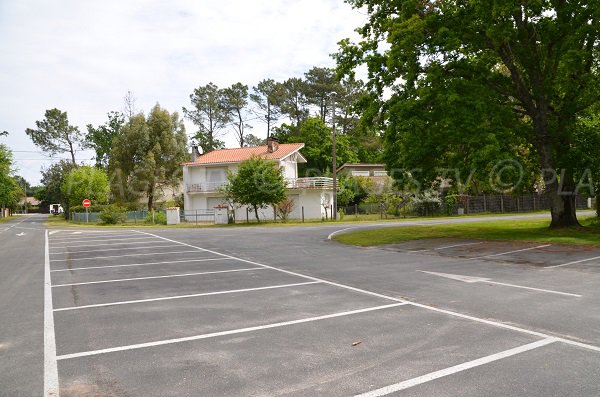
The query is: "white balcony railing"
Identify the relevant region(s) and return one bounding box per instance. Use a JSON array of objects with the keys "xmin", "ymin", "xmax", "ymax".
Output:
[
  {"xmin": 186, "ymin": 177, "xmax": 334, "ymax": 193},
  {"xmin": 285, "ymin": 177, "xmax": 334, "ymax": 189},
  {"xmin": 186, "ymin": 181, "xmax": 228, "ymax": 193}
]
